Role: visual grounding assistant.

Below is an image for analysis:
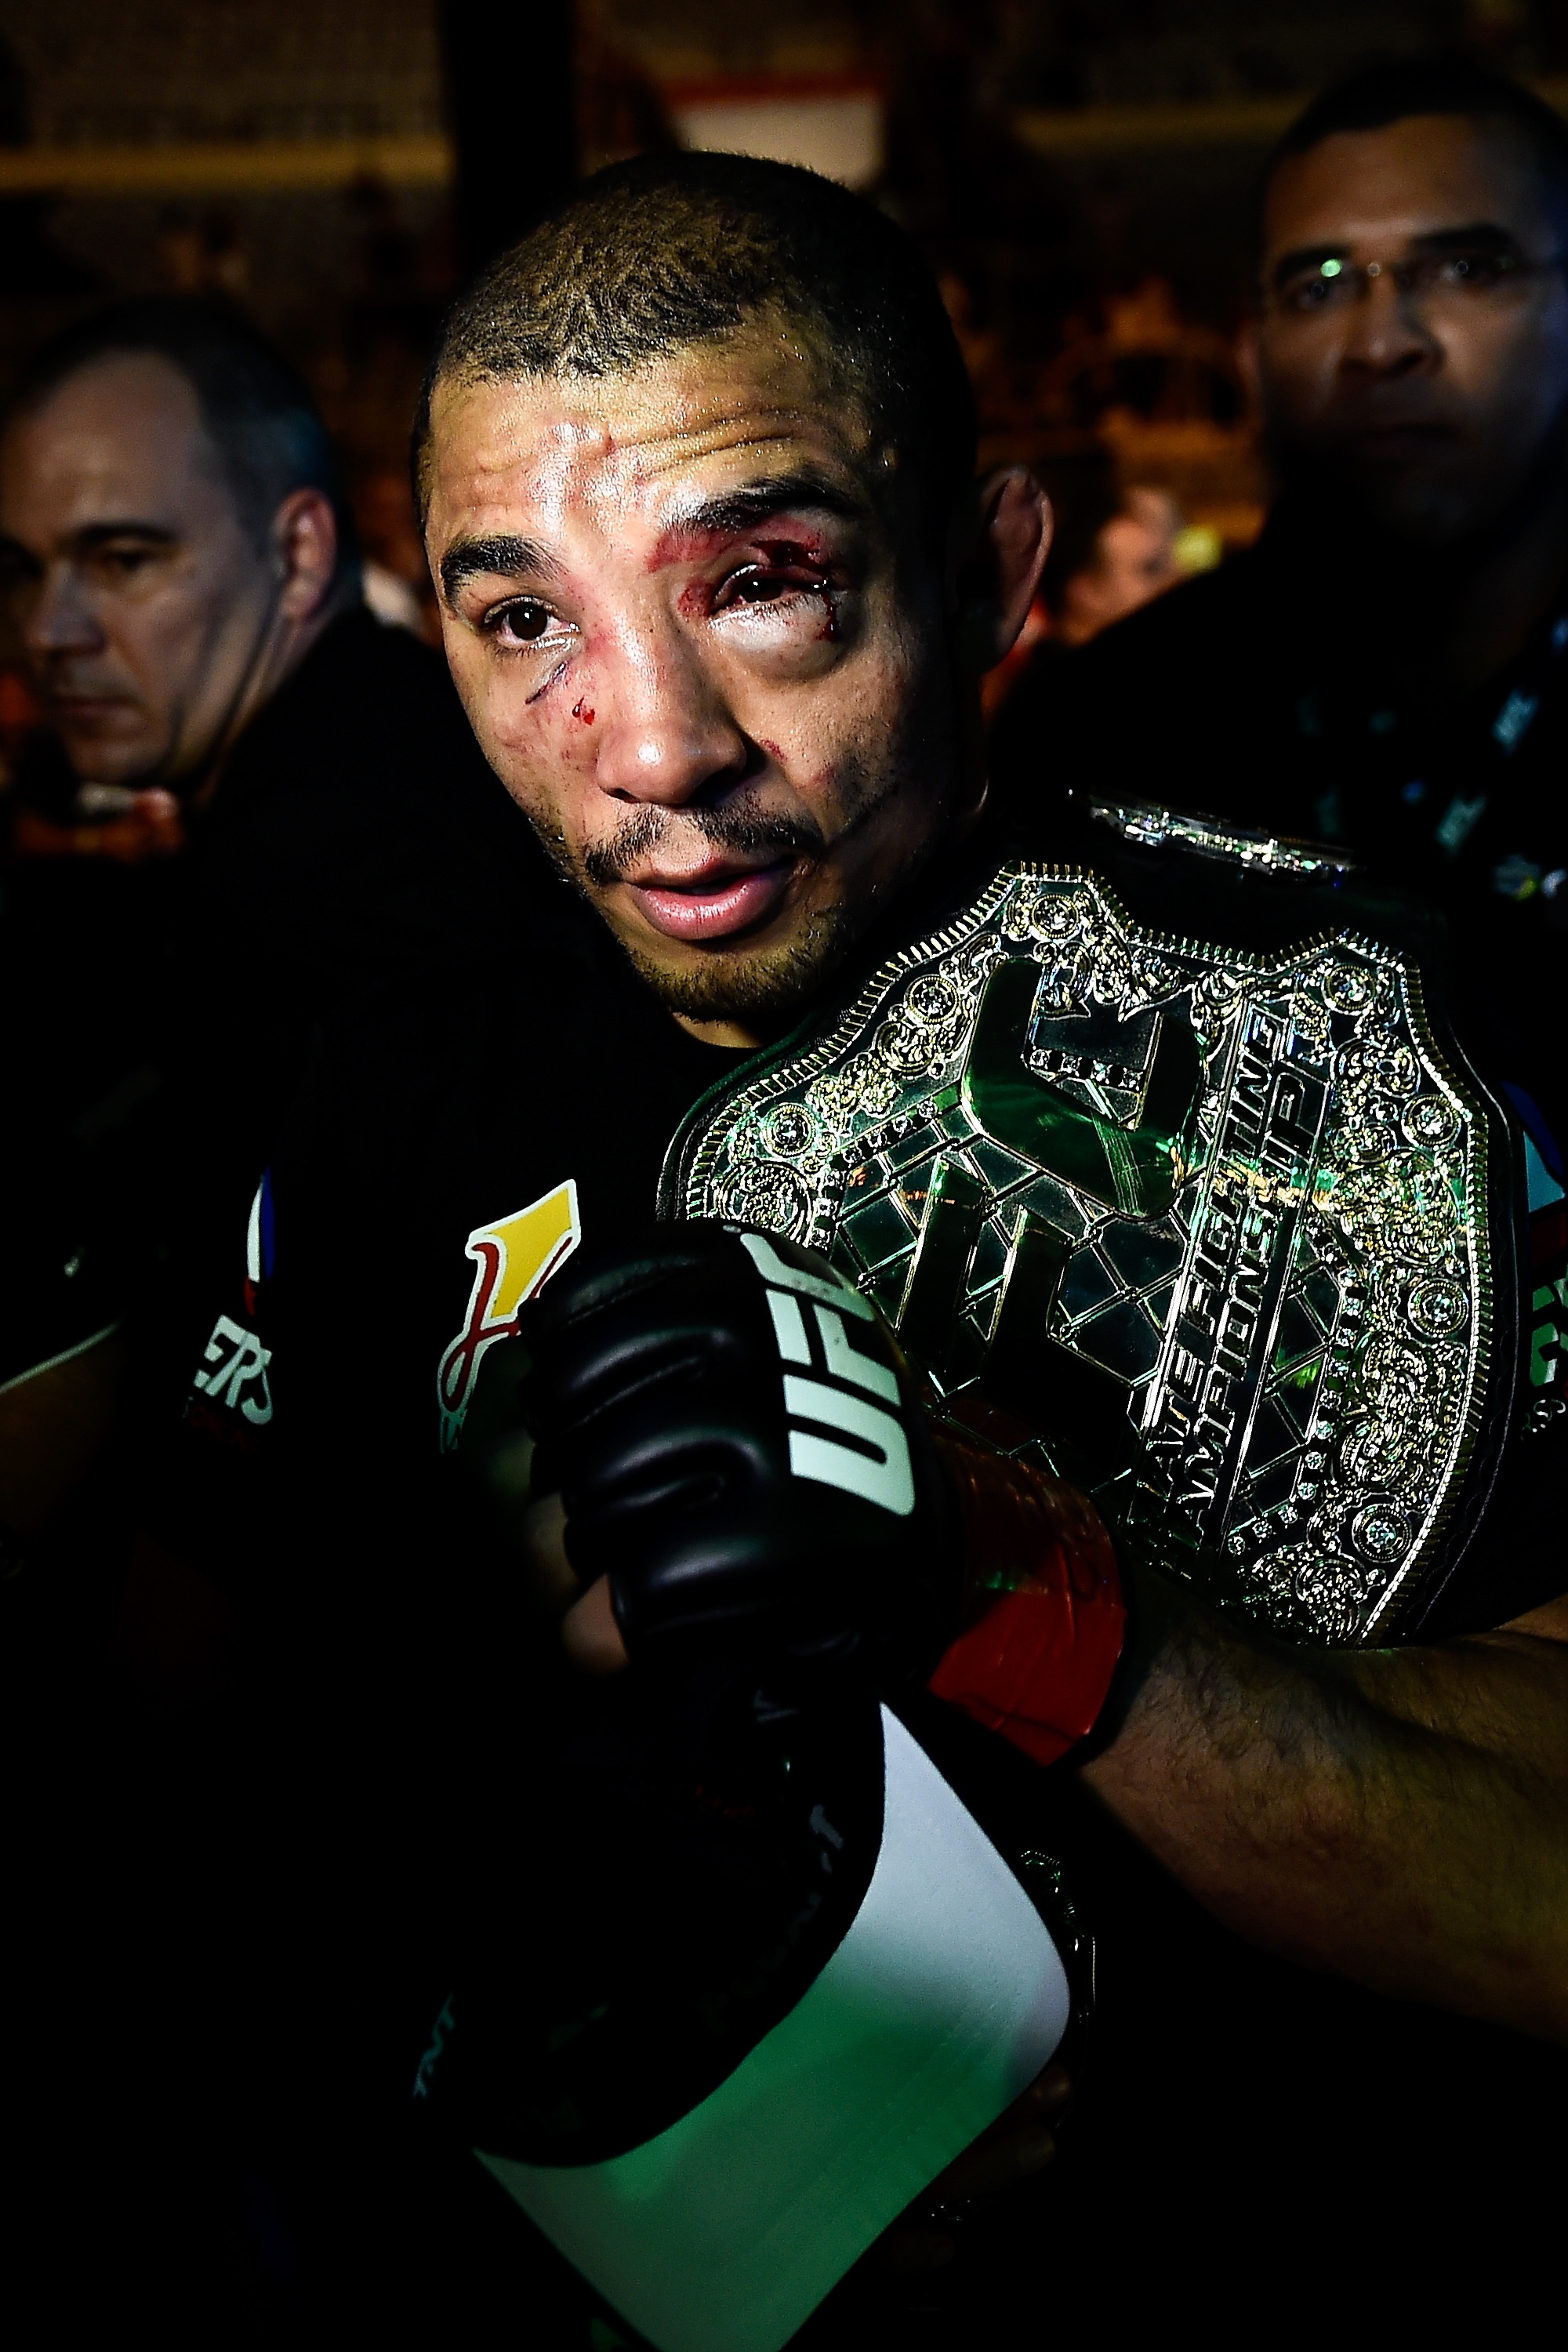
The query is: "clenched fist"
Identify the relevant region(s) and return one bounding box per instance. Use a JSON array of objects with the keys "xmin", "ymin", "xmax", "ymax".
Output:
[{"xmin": 518, "ymin": 1222, "xmax": 957, "ymax": 1670}]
